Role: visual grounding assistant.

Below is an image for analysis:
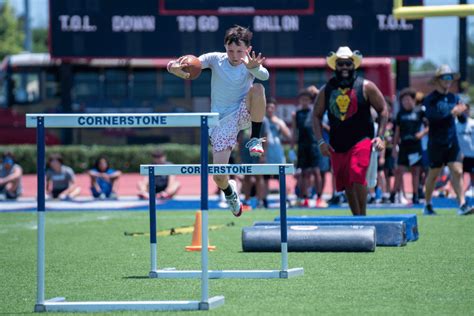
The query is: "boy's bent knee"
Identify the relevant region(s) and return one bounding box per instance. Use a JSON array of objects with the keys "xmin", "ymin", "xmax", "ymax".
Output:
[{"xmin": 249, "ymin": 83, "xmax": 265, "ymax": 96}]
